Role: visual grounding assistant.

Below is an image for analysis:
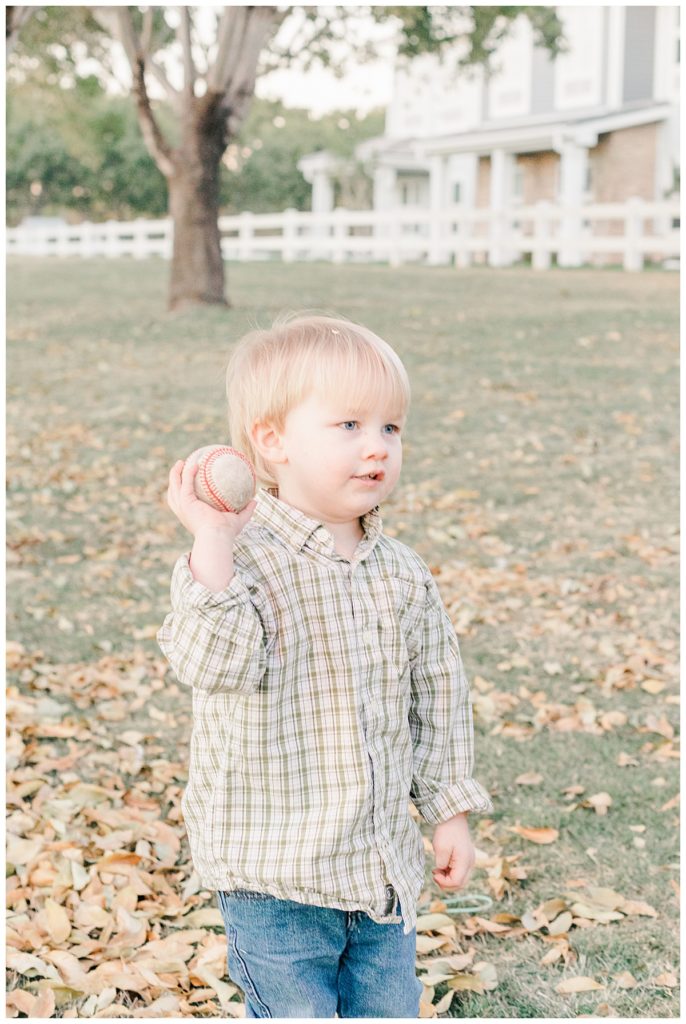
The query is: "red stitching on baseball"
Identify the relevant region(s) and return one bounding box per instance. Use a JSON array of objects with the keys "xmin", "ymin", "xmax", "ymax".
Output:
[{"xmin": 200, "ymin": 447, "xmax": 255, "ymax": 513}]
